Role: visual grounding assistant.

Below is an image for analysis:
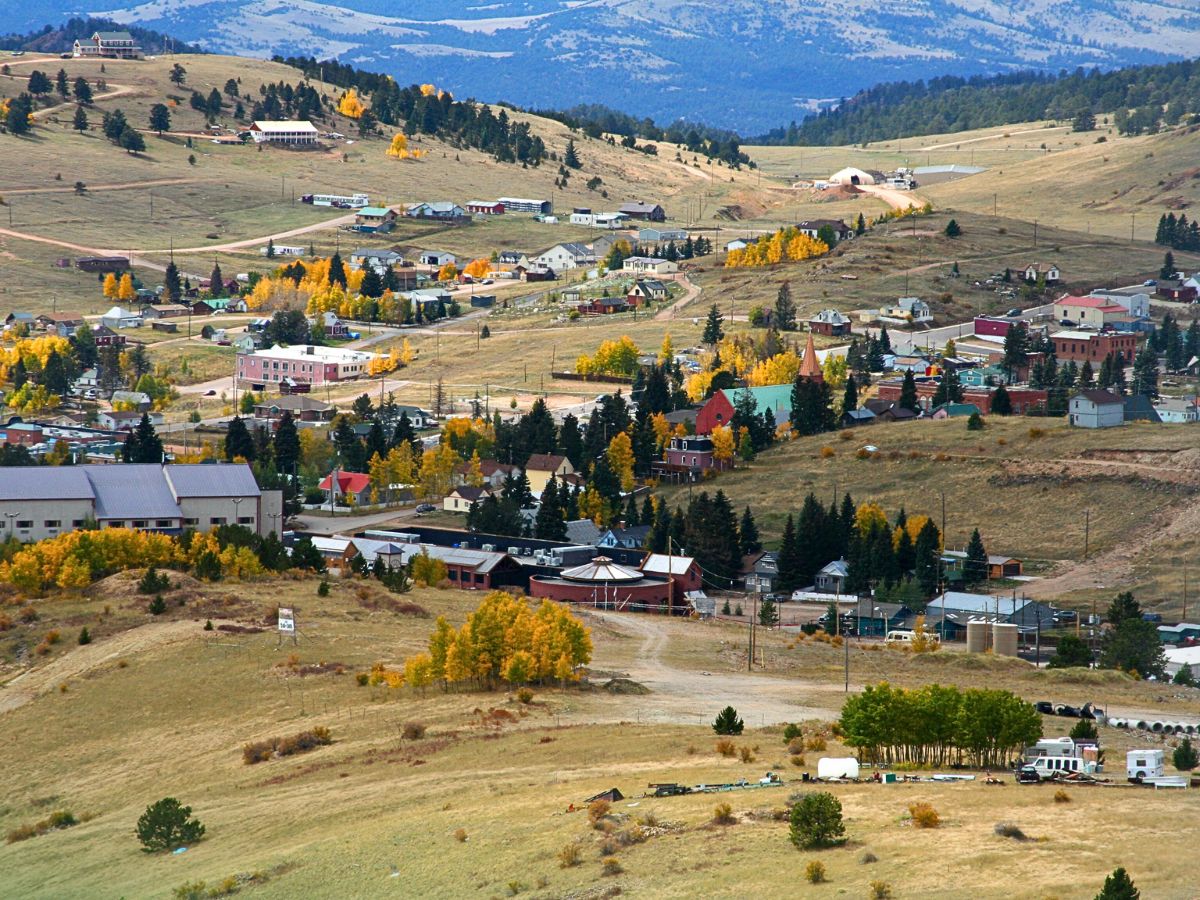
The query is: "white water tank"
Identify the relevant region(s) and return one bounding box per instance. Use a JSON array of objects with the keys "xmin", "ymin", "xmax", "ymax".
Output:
[
  {"xmin": 966, "ymin": 620, "xmax": 988, "ymax": 654},
  {"xmin": 993, "ymin": 623, "xmax": 1018, "ymax": 657}
]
